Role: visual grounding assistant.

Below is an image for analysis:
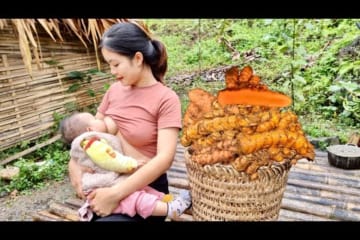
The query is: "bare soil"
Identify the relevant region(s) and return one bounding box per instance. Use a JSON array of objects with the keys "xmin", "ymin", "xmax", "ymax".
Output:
[{"xmin": 0, "ymin": 176, "xmax": 76, "ymax": 221}]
